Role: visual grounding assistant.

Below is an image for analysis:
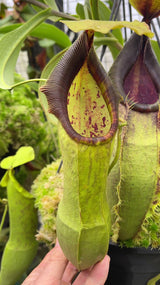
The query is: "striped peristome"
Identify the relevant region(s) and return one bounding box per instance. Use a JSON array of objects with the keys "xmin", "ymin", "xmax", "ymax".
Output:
[{"xmin": 40, "ymin": 30, "xmax": 118, "ymax": 145}]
